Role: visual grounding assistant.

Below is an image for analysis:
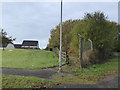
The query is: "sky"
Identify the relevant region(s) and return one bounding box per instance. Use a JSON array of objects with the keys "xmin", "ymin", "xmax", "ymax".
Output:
[{"xmin": 0, "ymin": 2, "xmax": 118, "ymax": 49}]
